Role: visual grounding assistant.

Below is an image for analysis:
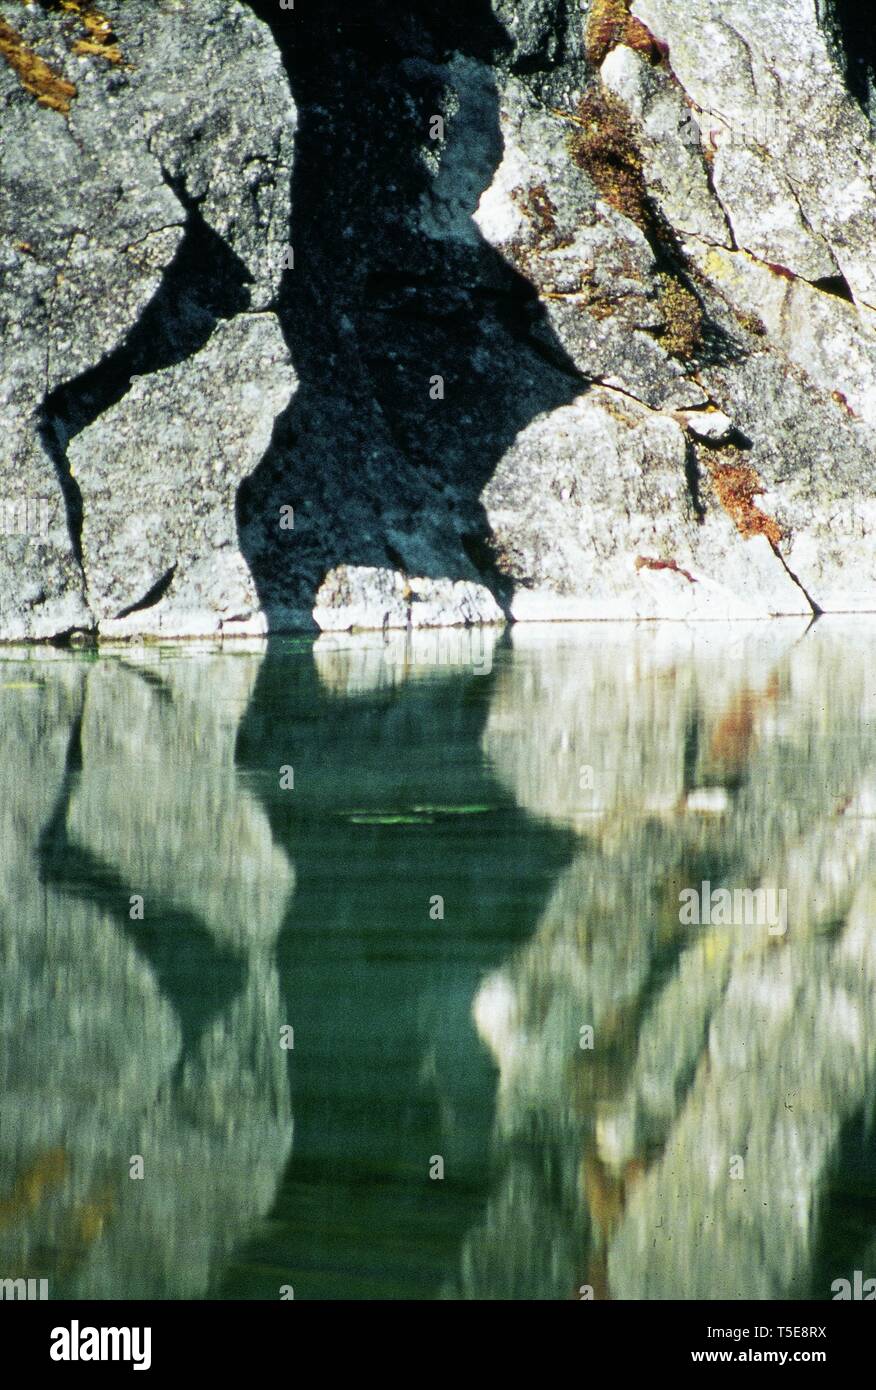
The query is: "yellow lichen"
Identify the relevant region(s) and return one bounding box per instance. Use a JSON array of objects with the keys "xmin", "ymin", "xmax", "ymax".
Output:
[
  {"xmin": 0, "ymin": 1148, "xmax": 68, "ymax": 1226},
  {"xmin": 72, "ymin": 36, "xmax": 121, "ymax": 61},
  {"xmin": 585, "ymin": 297, "xmax": 618, "ymax": 320},
  {"xmin": 67, "ymin": 1184, "xmax": 115, "ymax": 1253},
  {"xmin": 656, "ymin": 272, "xmax": 703, "ymax": 361},
  {"xmin": 735, "ymin": 307, "xmax": 768, "ymax": 337},
  {"xmin": 0, "ymin": 15, "xmax": 76, "ymax": 112},
  {"xmin": 60, "ymin": 1, "xmax": 123, "ymax": 64},
  {"xmin": 702, "ymin": 247, "xmax": 732, "ymax": 282}
]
